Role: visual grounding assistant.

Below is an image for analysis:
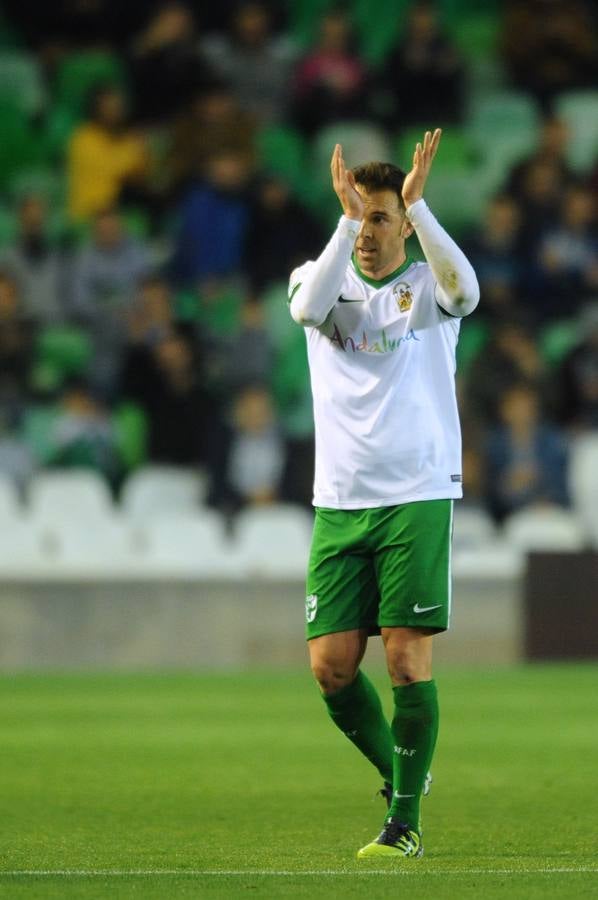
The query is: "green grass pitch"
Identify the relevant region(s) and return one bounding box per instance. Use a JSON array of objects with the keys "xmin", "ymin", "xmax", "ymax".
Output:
[{"xmin": 0, "ymin": 664, "xmax": 597, "ymax": 899}]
